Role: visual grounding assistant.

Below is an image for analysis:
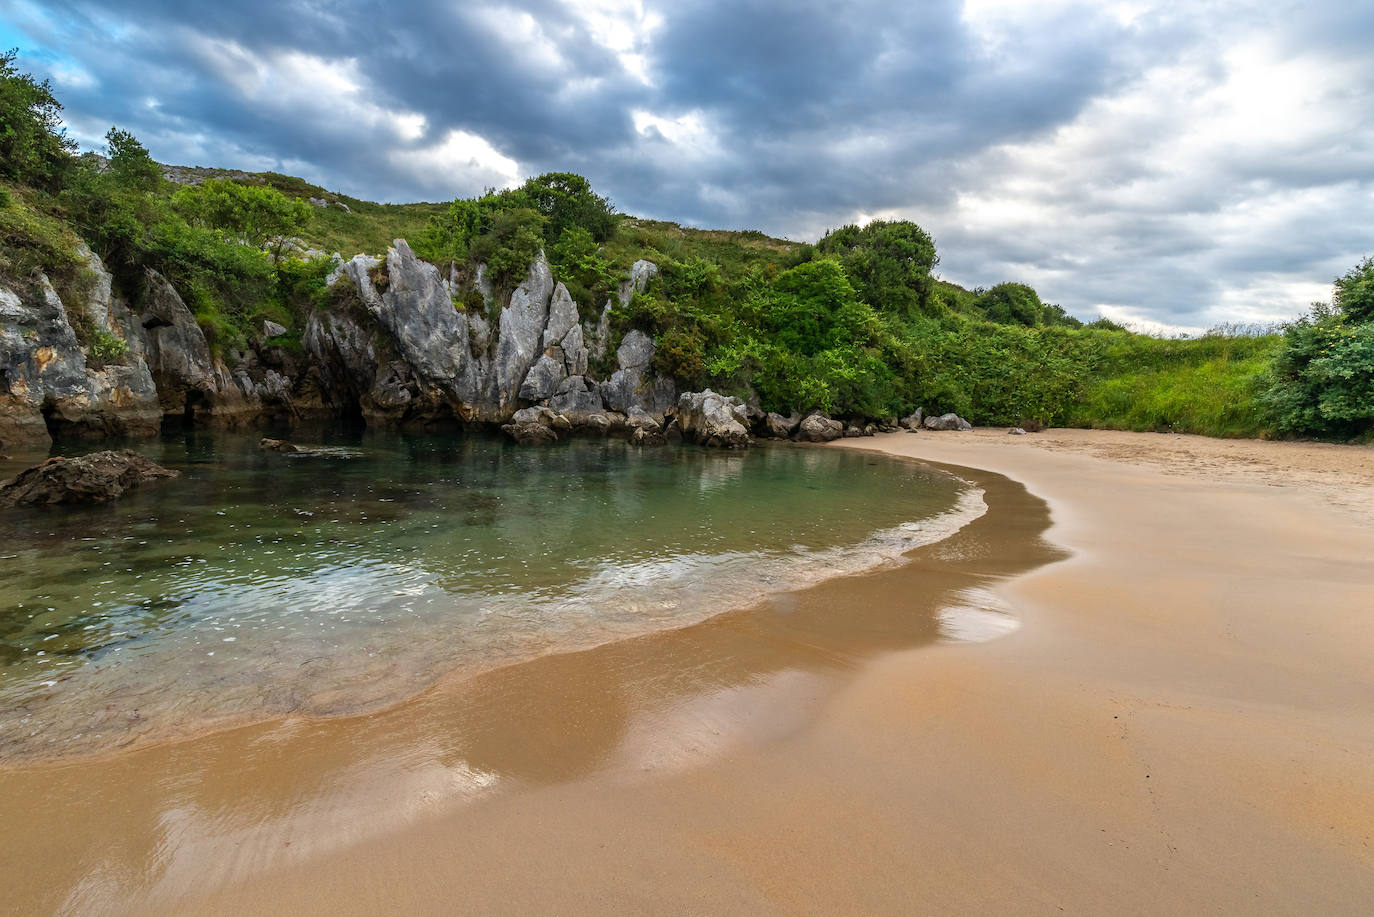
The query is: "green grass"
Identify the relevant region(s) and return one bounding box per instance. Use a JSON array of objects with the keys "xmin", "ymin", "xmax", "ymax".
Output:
[{"xmin": 1065, "ymin": 331, "xmax": 1282, "ymax": 437}]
